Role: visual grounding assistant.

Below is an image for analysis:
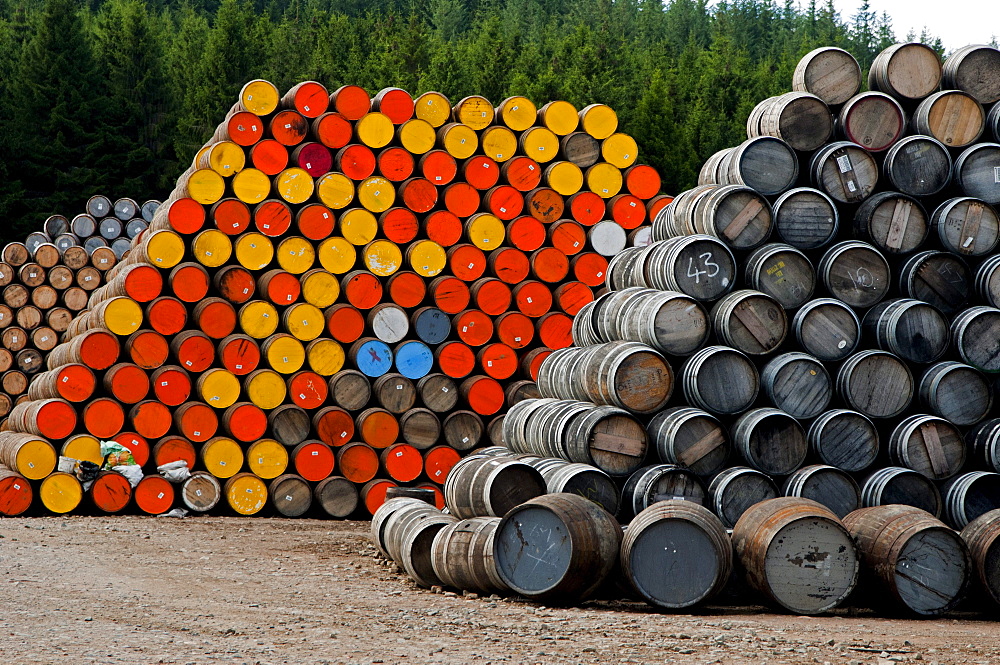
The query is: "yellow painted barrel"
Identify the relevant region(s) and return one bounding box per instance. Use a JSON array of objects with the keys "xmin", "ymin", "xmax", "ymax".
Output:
[
  {"xmin": 201, "ymin": 437, "xmax": 244, "ymax": 479},
  {"xmin": 239, "ymin": 300, "xmax": 280, "ymax": 339},
  {"xmin": 539, "ymin": 100, "xmax": 580, "ymax": 135},
  {"xmin": 586, "ymin": 162, "xmax": 624, "ymax": 198},
  {"xmin": 247, "ymin": 439, "xmax": 289, "ymax": 480},
  {"xmin": 224, "ymin": 472, "xmax": 267, "ymax": 515},
  {"xmin": 232, "ymin": 168, "xmax": 272, "ymax": 204},
  {"xmin": 306, "ymin": 338, "xmax": 345, "ymax": 376},
  {"xmin": 317, "ymin": 237, "xmax": 357, "ymax": 274},
  {"xmin": 544, "ymin": 161, "xmax": 584, "ymax": 196},
  {"xmin": 194, "ymin": 144, "xmax": 211, "ymax": 169},
  {"xmin": 276, "ymin": 236, "xmax": 316, "ymax": 275},
  {"xmin": 363, "ymin": 240, "xmax": 403, "ymax": 277},
  {"xmin": 186, "ymin": 168, "xmax": 226, "ymax": 205},
  {"xmin": 100, "ymin": 296, "xmax": 144, "ymax": 336},
  {"xmin": 357, "ymin": 176, "xmax": 396, "ymax": 213},
  {"xmin": 453, "ymin": 95, "xmax": 495, "ymax": 130},
  {"xmin": 61, "ymin": 433, "xmax": 102, "ymax": 466},
  {"xmin": 191, "ymin": 228, "xmax": 233, "ymax": 268},
  {"xmin": 234, "ymin": 232, "xmax": 275, "ymax": 271},
  {"xmin": 198, "ymin": 368, "xmax": 241, "ymax": 409},
  {"xmin": 300, "ymin": 269, "xmax": 340, "ymax": 307},
  {"xmin": 497, "ymin": 96, "xmax": 537, "ymax": 132},
  {"xmin": 355, "ymin": 112, "xmax": 395, "ymax": 148},
  {"xmin": 579, "ymin": 103, "xmax": 619, "ymax": 140},
  {"xmin": 245, "ymin": 369, "xmax": 287, "ymax": 409},
  {"xmin": 284, "ymin": 303, "xmax": 325, "ymax": 342},
  {"xmin": 8, "ymin": 437, "xmax": 57, "ymax": 480},
  {"xmin": 438, "ymin": 123, "xmax": 478, "ymax": 160},
  {"xmin": 519, "ymin": 127, "xmax": 559, "ymax": 163},
  {"xmin": 339, "ymin": 209, "xmax": 378, "ymax": 246},
  {"xmin": 481, "ymin": 126, "xmax": 517, "ymax": 163},
  {"xmin": 274, "ymin": 167, "xmax": 314, "ymax": 204},
  {"xmin": 398, "ymin": 119, "xmax": 436, "ymax": 155},
  {"xmin": 414, "ymin": 91, "xmax": 452, "ymax": 128},
  {"xmin": 601, "ymin": 133, "xmax": 639, "ymax": 168},
  {"xmin": 407, "ymin": 239, "xmax": 447, "ymax": 277},
  {"xmin": 465, "ymin": 213, "xmax": 506, "ymax": 251},
  {"xmin": 264, "ymin": 334, "xmax": 306, "ymax": 374},
  {"xmin": 240, "ymin": 79, "xmax": 280, "ymax": 116},
  {"xmin": 145, "ymin": 230, "xmax": 186, "ymax": 268},
  {"xmin": 39, "ymin": 472, "xmax": 82, "ymax": 514},
  {"xmin": 315, "ymin": 172, "xmax": 355, "ymax": 209},
  {"xmin": 201, "ymin": 141, "xmax": 246, "ymax": 177}
]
